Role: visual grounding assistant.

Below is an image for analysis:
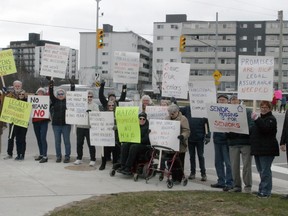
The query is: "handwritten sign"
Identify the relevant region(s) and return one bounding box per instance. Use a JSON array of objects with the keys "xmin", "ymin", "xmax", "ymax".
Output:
[
  {"xmin": 149, "ymin": 119, "xmax": 180, "ymax": 151},
  {"xmin": 89, "ymin": 111, "xmax": 115, "ymax": 146},
  {"xmin": 65, "ymin": 91, "xmax": 88, "ymax": 125},
  {"xmin": 238, "ymin": 55, "xmax": 274, "ymax": 100},
  {"xmin": 161, "ymin": 62, "xmax": 190, "ymax": 99},
  {"xmin": 145, "ymin": 106, "xmax": 169, "ymax": 120},
  {"xmin": 189, "ymin": 81, "xmax": 217, "ymax": 118},
  {"xmin": 112, "ymin": 51, "xmax": 140, "ymax": 84},
  {"xmin": 0, "ymin": 49, "xmax": 17, "ymax": 76},
  {"xmin": 206, "ymin": 103, "xmax": 249, "ymax": 134},
  {"xmin": 115, "ymin": 106, "xmax": 140, "ymax": 143},
  {"xmin": 118, "ymin": 101, "xmax": 135, "ymax": 107},
  {"xmin": 0, "ymin": 97, "xmax": 32, "ymax": 128},
  {"xmin": 27, "ymin": 95, "xmax": 50, "ymax": 119},
  {"xmin": 40, "ymin": 44, "xmax": 70, "ymax": 79}
]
